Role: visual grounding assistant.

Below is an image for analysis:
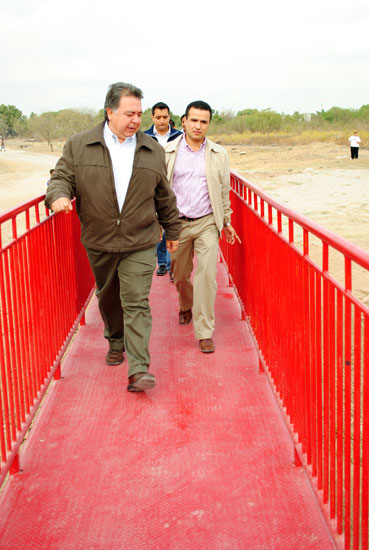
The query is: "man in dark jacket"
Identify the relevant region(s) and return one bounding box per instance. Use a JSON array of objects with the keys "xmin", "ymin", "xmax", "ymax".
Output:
[
  {"xmin": 144, "ymin": 102, "xmax": 182, "ymax": 146},
  {"xmin": 45, "ymin": 83, "xmax": 181, "ymax": 392},
  {"xmin": 145, "ymin": 102, "xmax": 182, "ymax": 279}
]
